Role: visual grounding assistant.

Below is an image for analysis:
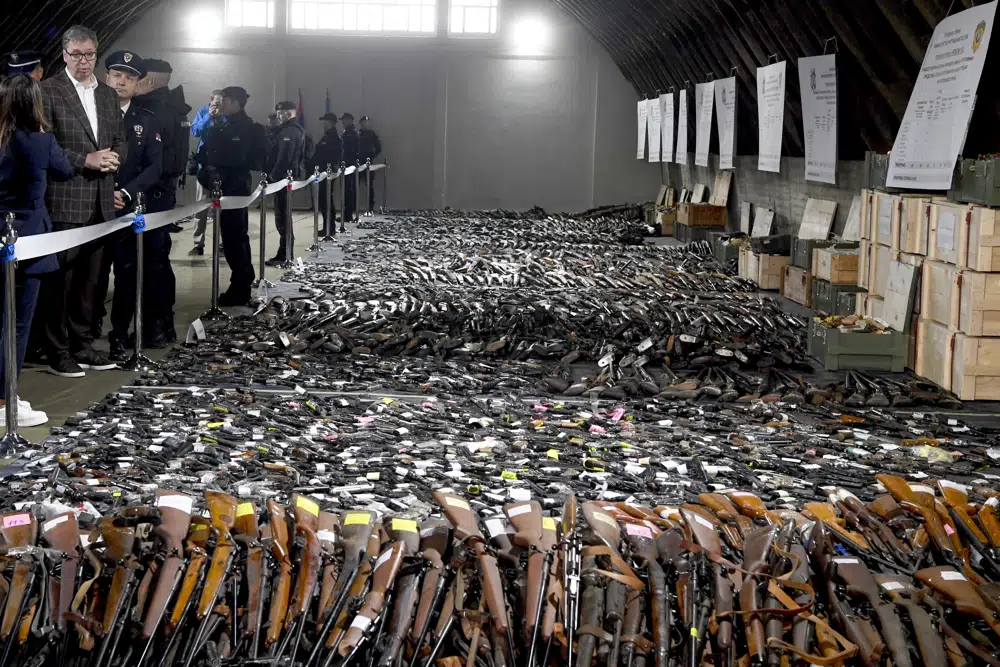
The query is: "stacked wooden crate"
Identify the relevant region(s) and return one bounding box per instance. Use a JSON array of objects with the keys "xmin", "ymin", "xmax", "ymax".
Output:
[
  {"xmin": 675, "ymin": 172, "xmax": 731, "ymax": 243},
  {"xmin": 913, "ymin": 202, "xmax": 1000, "ymax": 400}
]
